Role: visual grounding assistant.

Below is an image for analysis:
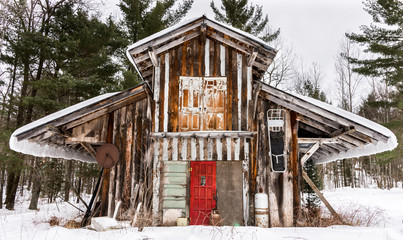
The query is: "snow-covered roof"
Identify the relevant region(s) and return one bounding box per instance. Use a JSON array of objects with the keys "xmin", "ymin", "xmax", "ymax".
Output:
[
  {"xmin": 259, "ymin": 81, "xmax": 398, "ymax": 164},
  {"xmin": 9, "ymin": 83, "xmax": 149, "ymax": 162},
  {"xmin": 126, "ymin": 15, "xmax": 277, "ymax": 83},
  {"xmin": 126, "ymin": 15, "xmax": 275, "ymax": 54},
  {"xmin": 9, "ymin": 92, "xmax": 118, "ymax": 162}
]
